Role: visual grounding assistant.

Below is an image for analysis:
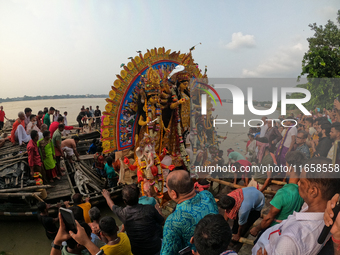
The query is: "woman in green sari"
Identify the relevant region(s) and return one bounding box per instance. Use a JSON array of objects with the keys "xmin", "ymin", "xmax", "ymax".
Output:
[{"xmin": 38, "ymin": 130, "xmax": 59, "ymax": 182}]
